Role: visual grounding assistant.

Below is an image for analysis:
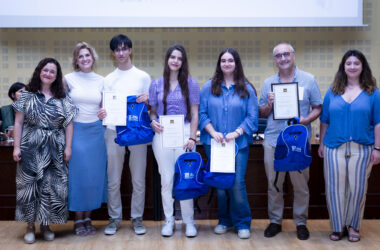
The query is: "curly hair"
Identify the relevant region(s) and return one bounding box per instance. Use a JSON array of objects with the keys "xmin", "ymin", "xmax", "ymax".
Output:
[
  {"xmin": 211, "ymin": 48, "xmax": 255, "ymax": 98},
  {"xmin": 332, "ymin": 50, "xmax": 377, "ymax": 95},
  {"xmin": 27, "ymin": 58, "xmax": 66, "ymax": 99},
  {"xmin": 162, "ymin": 44, "xmax": 191, "ymax": 122}
]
